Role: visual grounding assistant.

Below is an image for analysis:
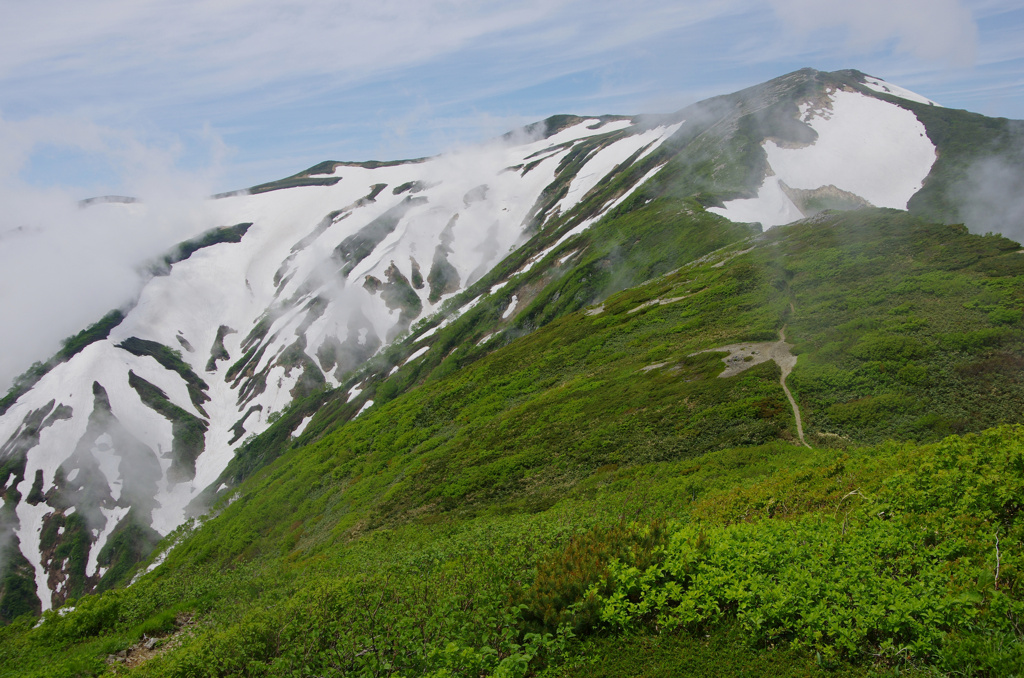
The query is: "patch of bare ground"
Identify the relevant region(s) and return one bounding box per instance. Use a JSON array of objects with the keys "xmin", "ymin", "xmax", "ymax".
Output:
[
  {"xmin": 691, "ymin": 326, "xmax": 810, "ymax": 447},
  {"xmin": 105, "ymin": 613, "xmax": 199, "ymax": 671}
]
